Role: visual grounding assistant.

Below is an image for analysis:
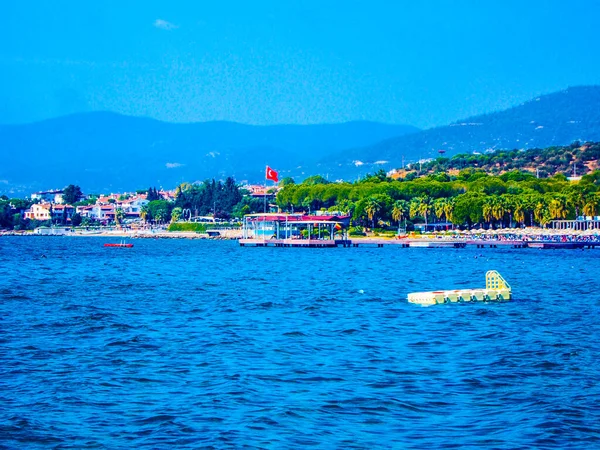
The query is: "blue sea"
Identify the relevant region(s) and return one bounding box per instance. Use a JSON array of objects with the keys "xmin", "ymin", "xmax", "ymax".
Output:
[{"xmin": 1, "ymin": 236, "xmax": 599, "ymax": 449}]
